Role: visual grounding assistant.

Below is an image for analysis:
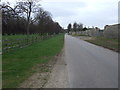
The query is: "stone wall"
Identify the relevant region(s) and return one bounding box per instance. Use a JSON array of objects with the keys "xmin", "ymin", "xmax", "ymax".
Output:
[
  {"xmin": 103, "ymin": 24, "xmax": 119, "ymax": 38},
  {"xmin": 76, "ymin": 28, "xmax": 104, "ymax": 37},
  {"xmin": 75, "ymin": 24, "xmax": 119, "ymax": 38}
]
